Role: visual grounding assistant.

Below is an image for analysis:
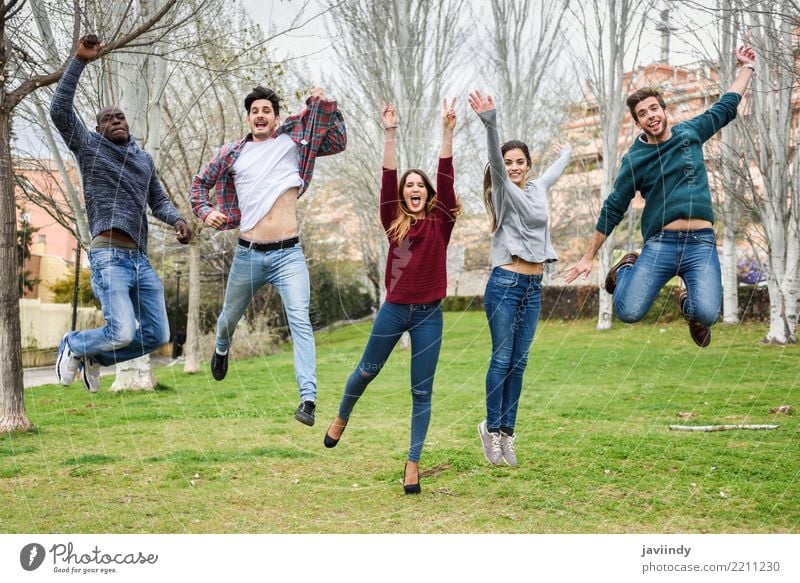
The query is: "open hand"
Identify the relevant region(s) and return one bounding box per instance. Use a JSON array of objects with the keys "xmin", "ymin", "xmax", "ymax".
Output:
[
  {"xmin": 563, "ymin": 256, "xmax": 594, "ymax": 283},
  {"xmin": 468, "ymin": 90, "xmax": 495, "ymax": 115}
]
